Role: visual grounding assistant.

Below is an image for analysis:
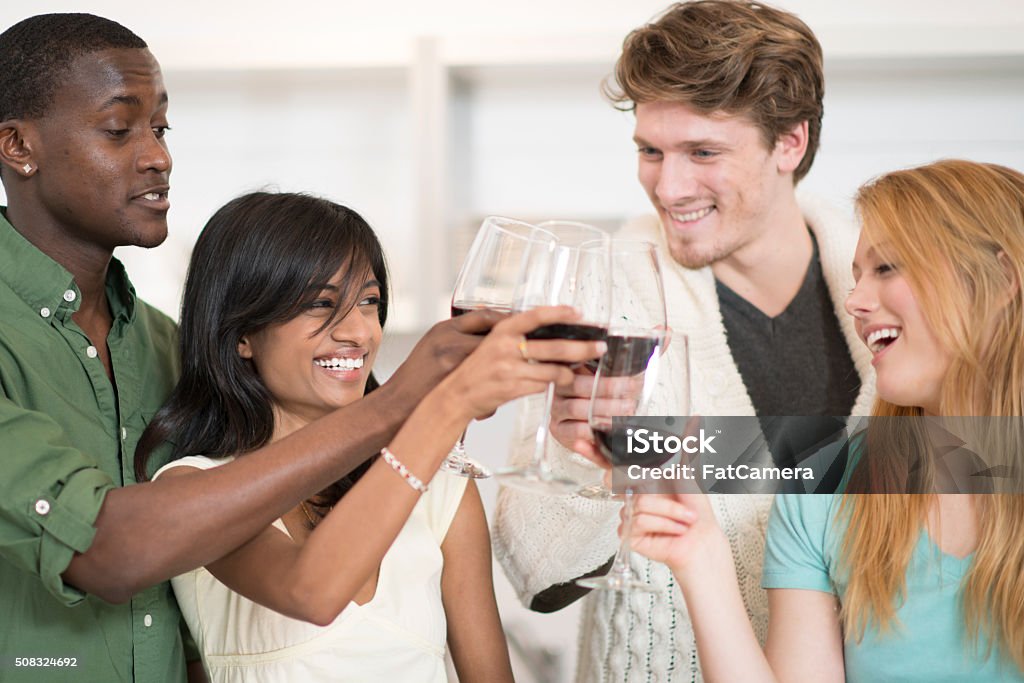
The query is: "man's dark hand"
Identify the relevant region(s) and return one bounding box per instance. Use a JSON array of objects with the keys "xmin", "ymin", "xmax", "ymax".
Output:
[{"xmin": 386, "ymin": 309, "xmax": 506, "ymax": 404}]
